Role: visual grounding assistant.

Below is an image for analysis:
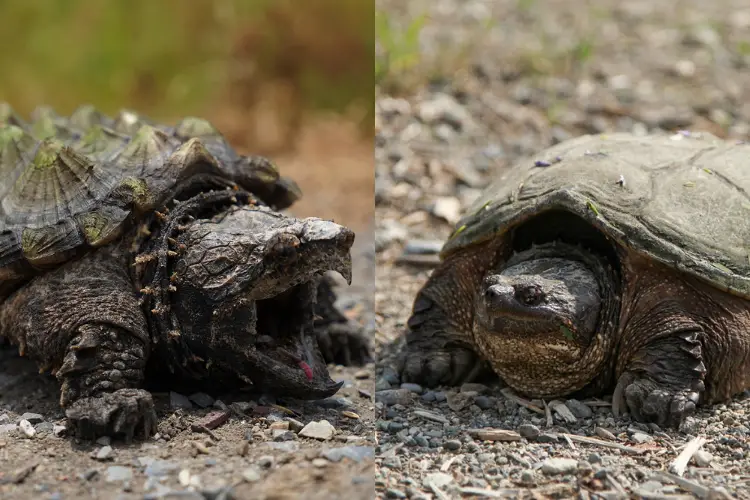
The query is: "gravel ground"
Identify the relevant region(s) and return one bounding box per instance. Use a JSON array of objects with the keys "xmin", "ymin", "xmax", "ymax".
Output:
[
  {"xmin": 375, "ymin": 1, "xmax": 750, "ymax": 498},
  {"xmin": 0, "ymin": 120, "xmax": 375, "ymax": 500}
]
